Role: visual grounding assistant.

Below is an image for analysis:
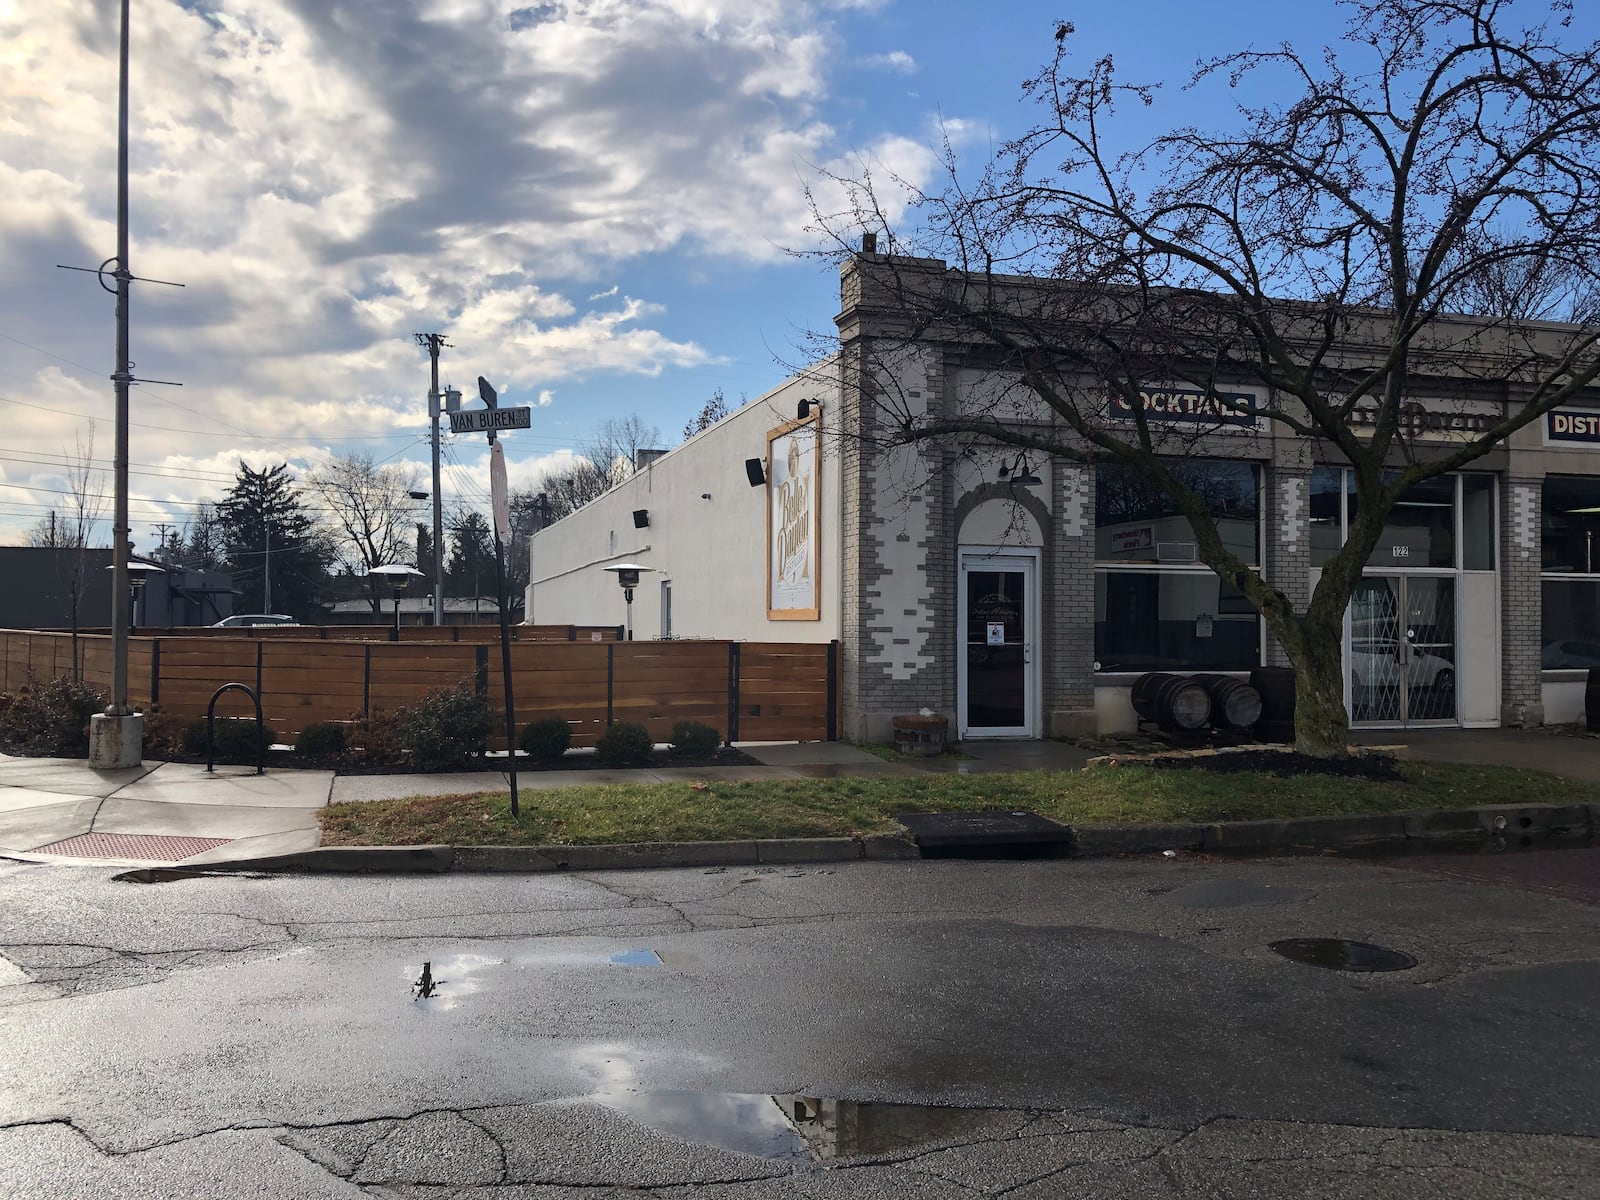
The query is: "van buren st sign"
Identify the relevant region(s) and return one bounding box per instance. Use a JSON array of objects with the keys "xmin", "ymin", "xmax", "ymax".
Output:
[{"xmin": 449, "ymin": 407, "xmax": 532, "ymax": 434}]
